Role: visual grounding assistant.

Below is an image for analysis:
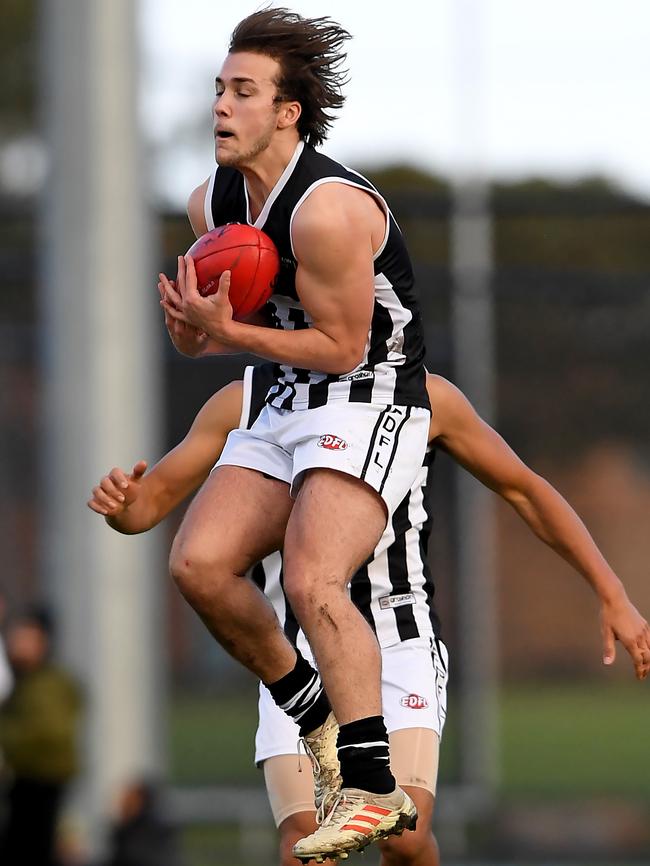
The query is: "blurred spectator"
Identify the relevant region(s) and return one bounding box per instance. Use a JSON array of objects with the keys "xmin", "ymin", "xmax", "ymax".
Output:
[
  {"xmin": 0, "ymin": 590, "xmax": 12, "ymax": 703},
  {"xmin": 105, "ymin": 778, "xmax": 182, "ymax": 866},
  {"xmin": 0, "ymin": 604, "xmax": 83, "ymax": 866},
  {"xmin": 0, "ymin": 589, "xmax": 13, "ymax": 842}
]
